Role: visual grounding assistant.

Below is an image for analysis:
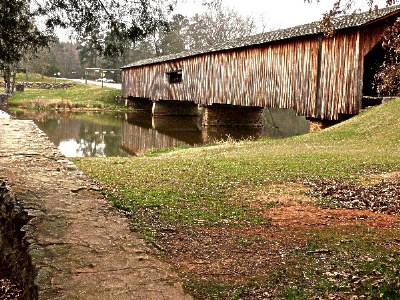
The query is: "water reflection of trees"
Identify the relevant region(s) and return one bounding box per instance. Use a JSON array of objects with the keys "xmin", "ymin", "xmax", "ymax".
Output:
[{"xmin": 34, "ymin": 113, "xmax": 128, "ymax": 157}]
